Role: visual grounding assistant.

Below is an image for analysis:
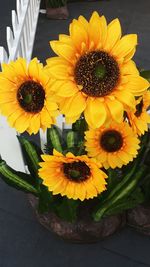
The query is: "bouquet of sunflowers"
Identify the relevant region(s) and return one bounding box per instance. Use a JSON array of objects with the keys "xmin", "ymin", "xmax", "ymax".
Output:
[{"xmin": 0, "ymin": 11, "xmax": 150, "ymax": 241}]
